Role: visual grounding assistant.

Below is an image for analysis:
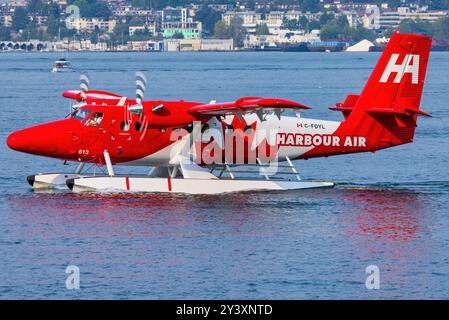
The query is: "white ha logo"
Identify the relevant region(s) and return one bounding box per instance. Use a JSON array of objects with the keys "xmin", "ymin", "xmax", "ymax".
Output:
[{"xmin": 380, "ymin": 54, "xmax": 420, "ymax": 84}]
